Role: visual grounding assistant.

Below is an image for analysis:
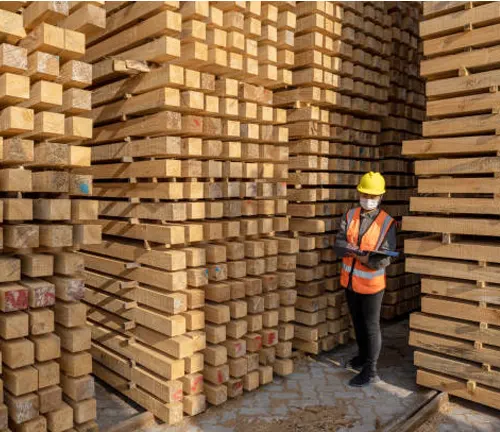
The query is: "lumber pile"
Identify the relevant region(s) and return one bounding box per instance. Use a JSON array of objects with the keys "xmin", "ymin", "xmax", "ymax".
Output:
[
  {"xmin": 0, "ymin": 2, "xmax": 103, "ymax": 431},
  {"xmin": 403, "ymin": 1, "xmax": 500, "ymax": 411},
  {"xmin": 380, "ymin": 3, "xmax": 423, "ymax": 320},
  {"xmin": 78, "ymin": 1, "xmax": 297, "ymax": 423},
  {"xmin": 282, "ymin": 1, "xmax": 396, "ymax": 355}
]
